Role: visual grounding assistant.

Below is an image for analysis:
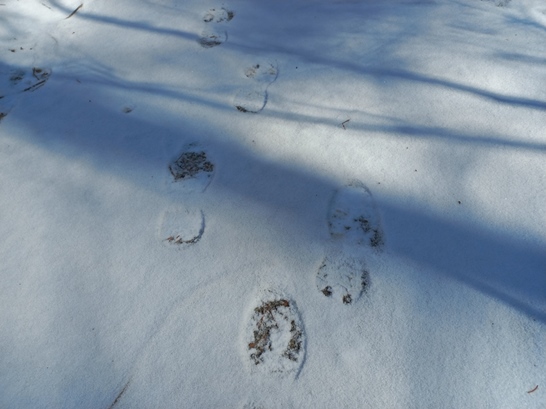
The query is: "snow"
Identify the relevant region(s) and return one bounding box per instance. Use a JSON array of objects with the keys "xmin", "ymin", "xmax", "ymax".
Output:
[{"xmin": 1, "ymin": 0, "xmax": 545, "ymax": 407}]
